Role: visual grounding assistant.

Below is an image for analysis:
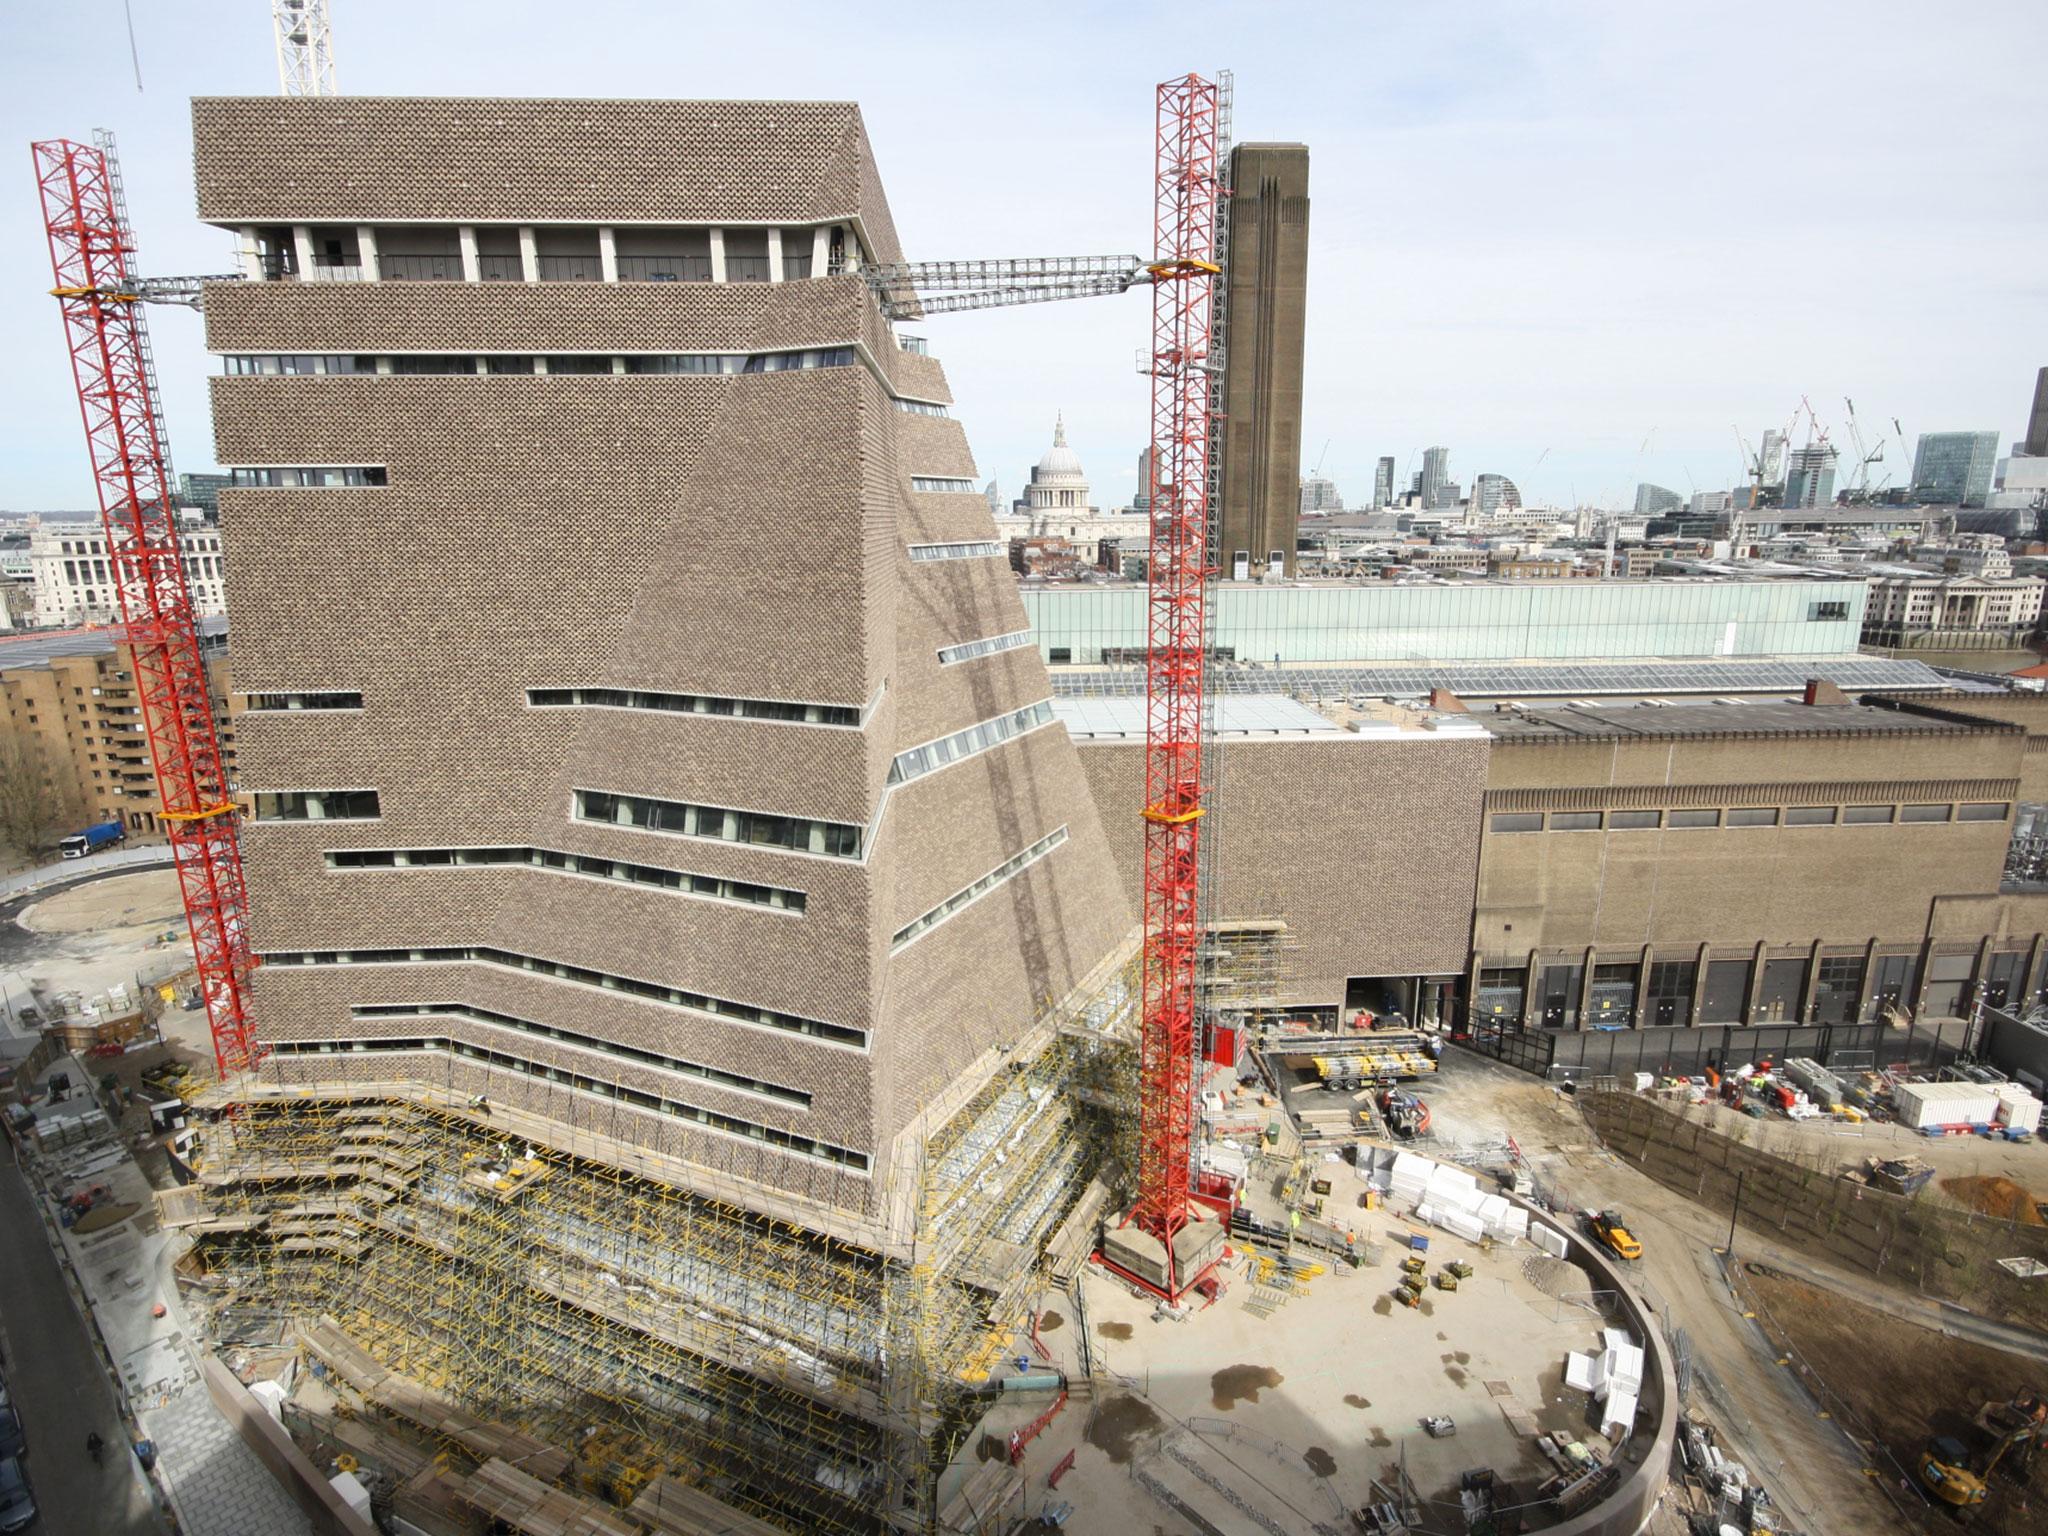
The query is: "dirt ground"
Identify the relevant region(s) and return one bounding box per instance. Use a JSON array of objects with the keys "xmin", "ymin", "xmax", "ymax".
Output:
[
  {"xmin": 1943, "ymin": 1173, "xmax": 2048, "ymax": 1225},
  {"xmin": 1422, "ymin": 1051, "xmax": 1911, "ymax": 1533},
  {"xmin": 1744, "ymin": 1266, "xmax": 2047, "ymax": 1535},
  {"xmin": 6, "ymin": 865, "xmax": 192, "ymax": 1010}
]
